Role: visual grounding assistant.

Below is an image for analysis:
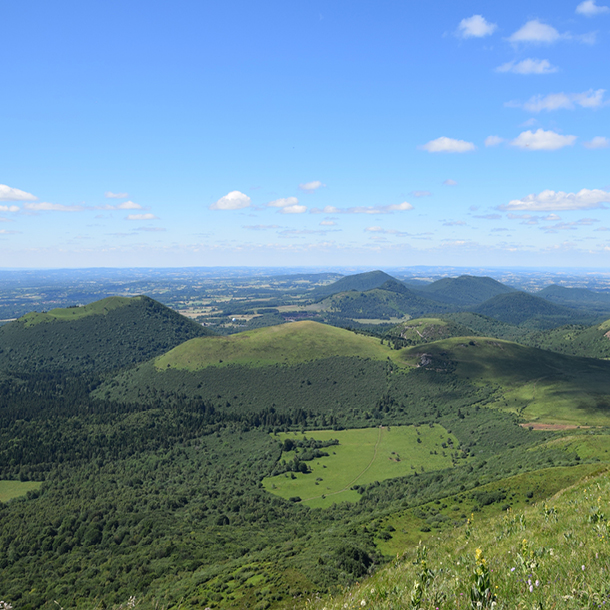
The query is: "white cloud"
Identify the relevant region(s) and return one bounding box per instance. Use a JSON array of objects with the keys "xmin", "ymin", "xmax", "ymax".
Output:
[
  {"xmin": 0, "ymin": 184, "xmax": 37, "ymax": 202},
  {"xmin": 420, "ymin": 137, "xmax": 476, "ymax": 153},
  {"xmin": 412, "ymin": 190, "xmax": 432, "ymax": 197},
  {"xmin": 473, "ymin": 213, "xmax": 502, "ymax": 219},
  {"xmin": 515, "ymin": 89, "xmax": 606, "ymax": 112},
  {"xmin": 510, "ymin": 129, "xmax": 577, "ymax": 150},
  {"xmin": 268, "ymin": 197, "xmax": 299, "ymax": 208},
  {"xmin": 508, "ymin": 20, "xmax": 561, "ymax": 44},
  {"xmin": 576, "ymin": 0, "xmax": 609, "ymax": 16},
  {"xmin": 0, "ymin": 229, "xmax": 20, "ymax": 235},
  {"xmin": 320, "ymin": 220, "xmax": 336, "ymax": 226},
  {"xmin": 310, "ymin": 202, "xmax": 413, "ymax": 214},
  {"xmin": 105, "ymin": 191, "xmax": 129, "ymax": 199},
  {"xmin": 0, "ymin": 205, "xmax": 20, "ymax": 213},
  {"xmin": 500, "ymin": 188, "xmax": 610, "ymax": 211},
  {"xmin": 443, "ymin": 220, "xmax": 467, "ymax": 226},
  {"xmin": 496, "ymin": 58, "xmax": 558, "ymax": 74},
  {"xmin": 443, "ymin": 179, "xmax": 458, "ymax": 186},
  {"xmin": 584, "ymin": 136, "xmax": 610, "ymax": 149},
  {"xmin": 457, "ymin": 15, "xmax": 497, "ymax": 38},
  {"xmin": 365, "ymin": 226, "xmax": 410, "ymax": 236},
  {"xmin": 279, "ymin": 204, "xmax": 307, "ymax": 214},
  {"xmin": 485, "ymin": 135, "xmax": 504, "ymax": 147},
  {"xmin": 136, "ymin": 226, "xmax": 166, "ymax": 232},
  {"xmin": 116, "ymin": 201, "xmax": 143, "ymax": 210},
  {"xmin": 126, "ymin": 213, "xmax": 158, "ymax": 220},
  {"xmin": 210, "ymin": 191, "xmax": 251, "ymax": 210},
  {"xmin": 25, "ymin": 202, "xmax": 84, "ymax": 212},
  {"xmin": 298, "ymin": 181, "xmax": 326, "ymax": 192}
]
